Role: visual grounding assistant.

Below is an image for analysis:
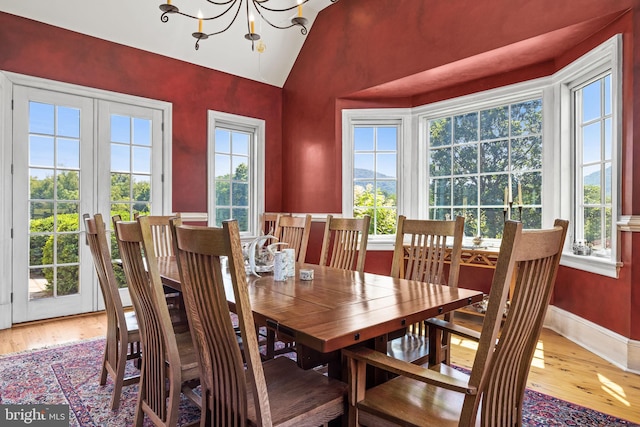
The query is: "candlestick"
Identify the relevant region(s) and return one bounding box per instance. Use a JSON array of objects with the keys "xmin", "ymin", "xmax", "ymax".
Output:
[{"xmin": 518, "ymin": 182, "xmax": 523, "ymax": 206}]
